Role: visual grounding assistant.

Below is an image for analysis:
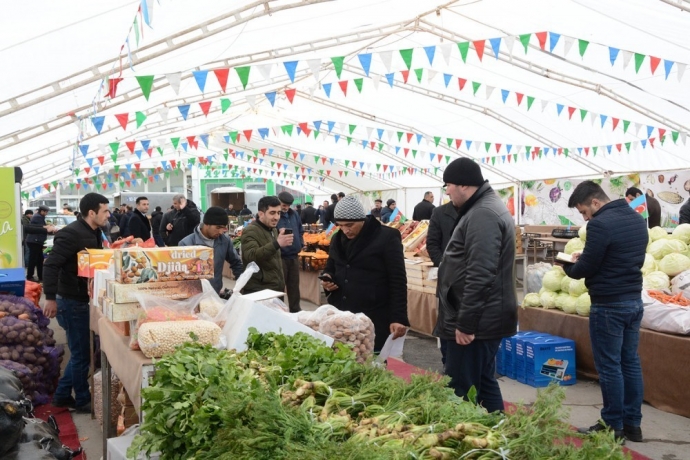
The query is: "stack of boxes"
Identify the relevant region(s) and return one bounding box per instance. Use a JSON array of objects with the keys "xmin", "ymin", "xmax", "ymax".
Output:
[
  {"xmin": 515, "ymin": 226, "xmax": 523, "ymax": 255},
  {"xmin": 498, "ymin": 331, "xmax": 576, "ymax": 387},
  {"xmin": 404, "ymin": 261, "xmax": 436, "ymax": 295}
]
